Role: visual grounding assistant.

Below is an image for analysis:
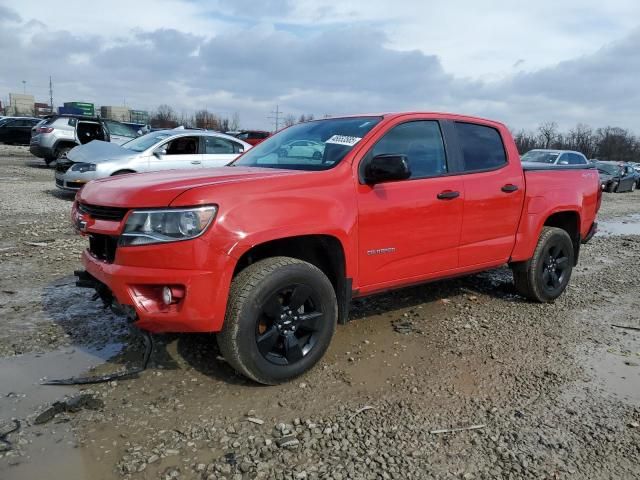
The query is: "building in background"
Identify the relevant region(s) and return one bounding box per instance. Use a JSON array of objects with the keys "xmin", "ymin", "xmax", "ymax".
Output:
[
  {"xmin": 7, "ymin": 93, "xmax": 35, "ymax": 116},
  {"xmin": 34, "ymin": 102, "xmax": 53, "ymax": 116},
  {"xmin": 129, "ymin": 109, "xmax": 149, "ymax": 124},
  {"xmin": 100, "ymin": 106, "xmax": 130, "ymax": 122},
  {"xmin": 64, "ymin": 102, "xmax": 95, "ymax": 116}
]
